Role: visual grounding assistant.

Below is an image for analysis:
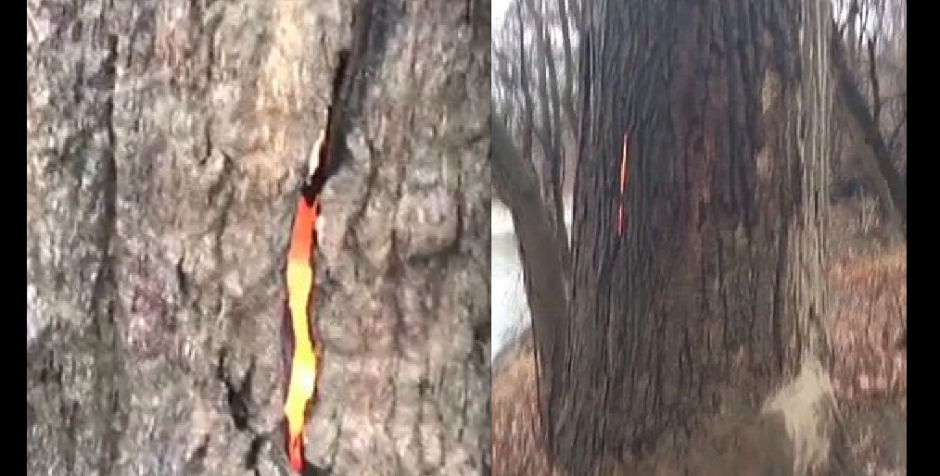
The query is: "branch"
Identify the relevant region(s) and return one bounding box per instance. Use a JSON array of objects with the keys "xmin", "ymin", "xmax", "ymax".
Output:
[
  {"xmin": 492, "ymin": 114, "xmax": 570, "ymax": 440},
  {"xmin": 866, "ymin": 37, "xmax": 881, "ymax": 124},
  {"xmin": 887, "ymin": 111, "xmax": 906, "ymax": 152}
]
